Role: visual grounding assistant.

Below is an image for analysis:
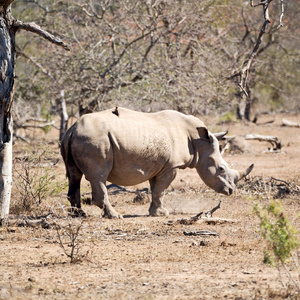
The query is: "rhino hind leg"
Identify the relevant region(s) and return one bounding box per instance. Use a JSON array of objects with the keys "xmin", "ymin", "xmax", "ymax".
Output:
[
  {"xmin": 67, "ymin": 169, "xmax": 86, "ymax": 216},
  {"xmin": 148, "ymin": 170, "xmax": 177, "ymax": 217},
  {"xmin": 67, "ymin": 170, "xmax": 82, "ymax": 208},
  {"xmin": 90, "ymin": 180, "xmax": 122, "ymax": 219}
]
